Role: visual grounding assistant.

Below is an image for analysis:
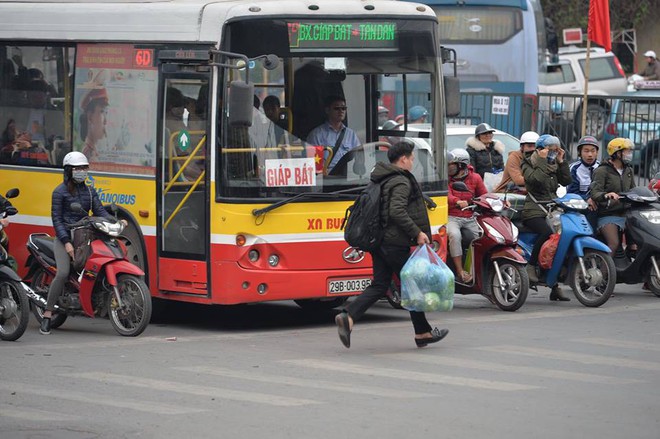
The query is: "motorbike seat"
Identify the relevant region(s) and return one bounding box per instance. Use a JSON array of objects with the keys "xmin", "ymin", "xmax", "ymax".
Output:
[
  {"xmin": 31, "ymin": 235, "xmax": 56, "ymax": 260},
  {"xmin": 513, "ymin": 220, "xmax": 534, "ymax": 234}
]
